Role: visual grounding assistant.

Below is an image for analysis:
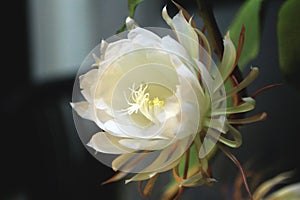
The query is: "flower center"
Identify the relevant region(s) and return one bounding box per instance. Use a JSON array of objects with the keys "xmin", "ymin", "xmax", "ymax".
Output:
[{"xmin": 124, "ymin": 83, "xmax": 170, "ymax": 126}]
